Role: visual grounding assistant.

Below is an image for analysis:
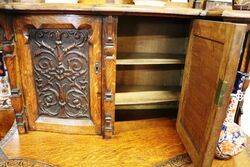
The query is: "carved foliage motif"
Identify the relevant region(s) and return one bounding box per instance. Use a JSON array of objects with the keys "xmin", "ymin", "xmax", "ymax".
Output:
[{"xmin": 29, "ymin": 29, "xmax": 91, "ymax": 118}]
